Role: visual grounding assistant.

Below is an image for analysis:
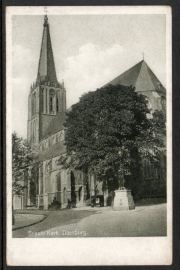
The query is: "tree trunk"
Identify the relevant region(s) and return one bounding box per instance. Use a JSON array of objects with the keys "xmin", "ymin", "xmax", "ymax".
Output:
[{"xmin": 12, "ymin": 200, "xmax": 15, "ymax": 225}]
